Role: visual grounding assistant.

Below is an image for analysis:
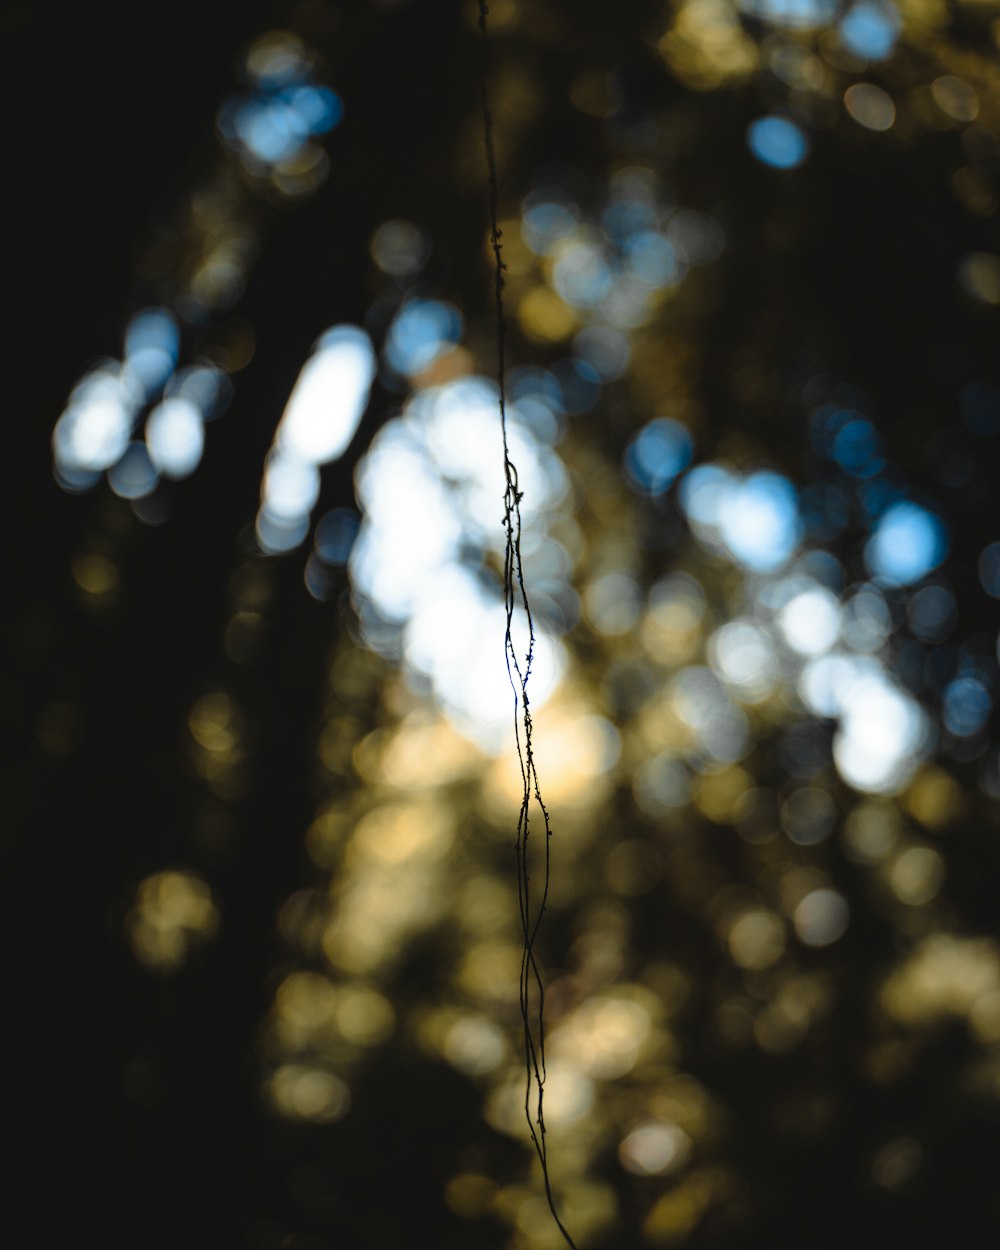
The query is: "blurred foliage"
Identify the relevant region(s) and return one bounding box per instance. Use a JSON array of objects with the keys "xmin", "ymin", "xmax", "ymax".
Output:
[{"xmin": 8, "ymin": 0, "xmax": 1000, "ymax": 1246}]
